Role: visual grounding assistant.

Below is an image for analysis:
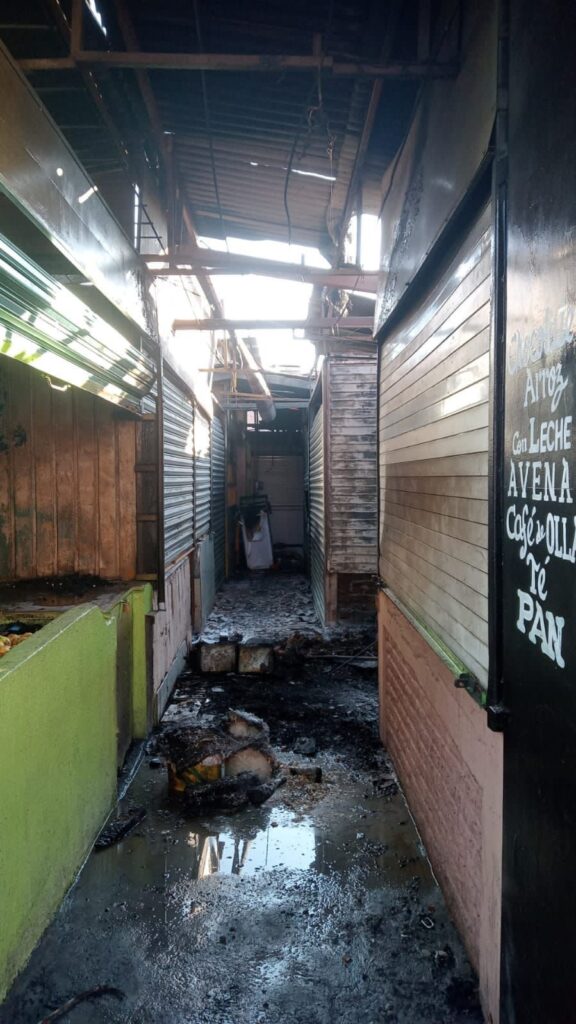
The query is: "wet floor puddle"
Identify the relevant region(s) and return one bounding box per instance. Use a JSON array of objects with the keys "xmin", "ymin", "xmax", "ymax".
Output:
[{"xmin": 89, "ymin": 761, "xmax": 432, "ymax": 899}]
